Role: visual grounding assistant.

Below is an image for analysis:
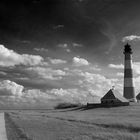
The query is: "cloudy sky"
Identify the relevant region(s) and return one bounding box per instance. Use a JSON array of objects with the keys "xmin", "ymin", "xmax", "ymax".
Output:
[{"xmin": 0, "ymin": 0, "xmax": 140, "ymax": 108}]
